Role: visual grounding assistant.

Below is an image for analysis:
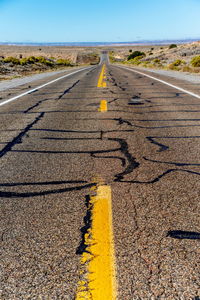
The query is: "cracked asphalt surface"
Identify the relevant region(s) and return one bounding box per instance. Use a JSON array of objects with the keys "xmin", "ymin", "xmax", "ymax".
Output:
[{"xmin": 0, "ymin": 55, "xmax": 200, "ymax": 299}]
